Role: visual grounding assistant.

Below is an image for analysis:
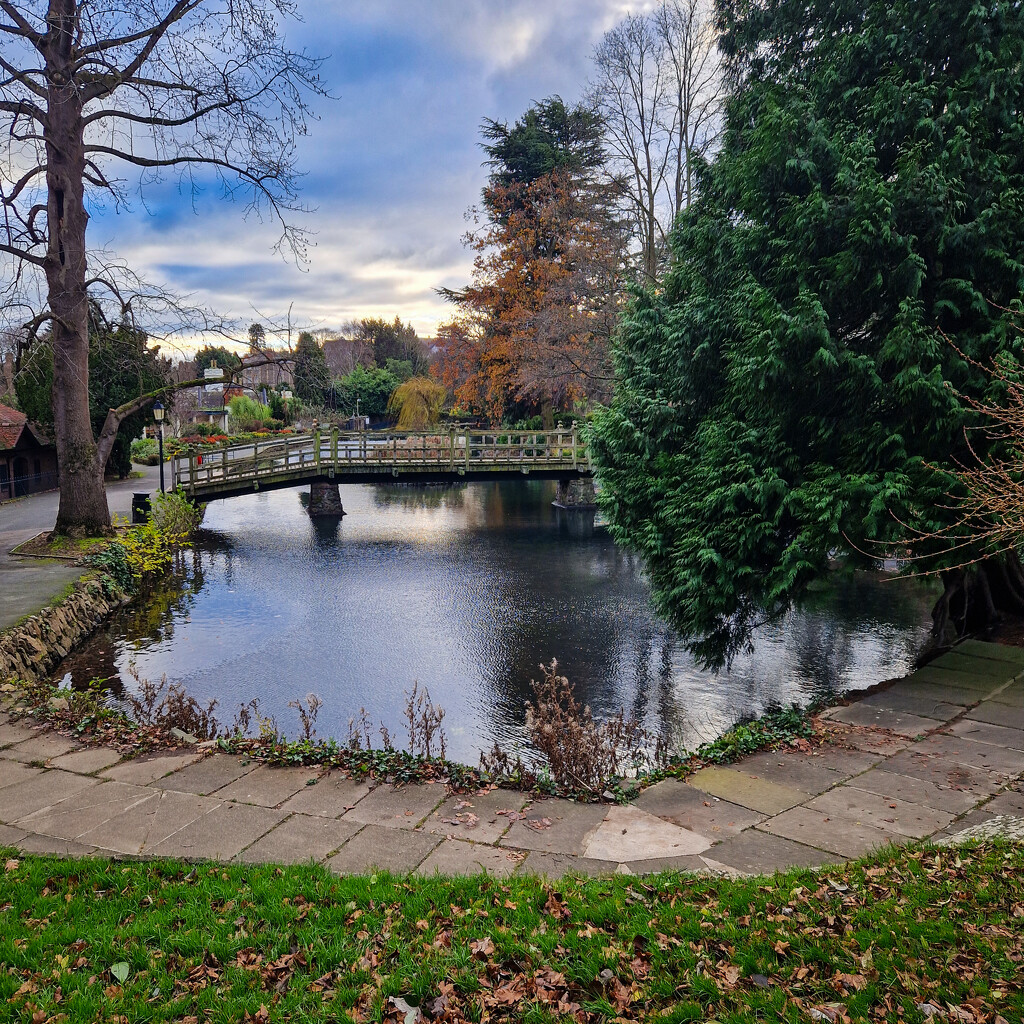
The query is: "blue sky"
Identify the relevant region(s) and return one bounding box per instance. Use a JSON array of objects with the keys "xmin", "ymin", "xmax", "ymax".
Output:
[{"xmin": 86, "ymin": 1, "xmax": 651, "ymax": 350}]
